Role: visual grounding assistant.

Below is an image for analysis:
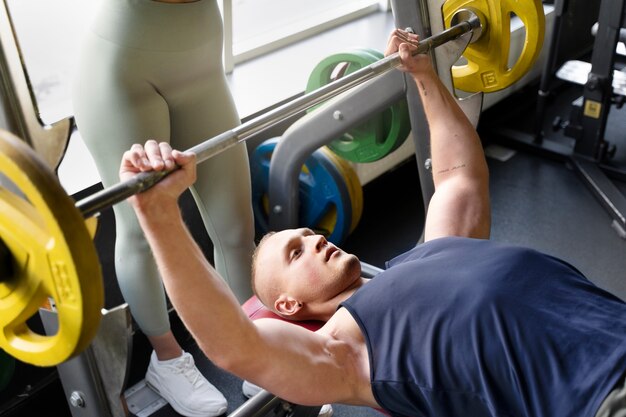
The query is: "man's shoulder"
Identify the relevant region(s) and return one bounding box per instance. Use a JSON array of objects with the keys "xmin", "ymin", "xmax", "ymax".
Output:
[{"xmin": 386, "ymin": 236, "xmax": 480, "ymax": 268}]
